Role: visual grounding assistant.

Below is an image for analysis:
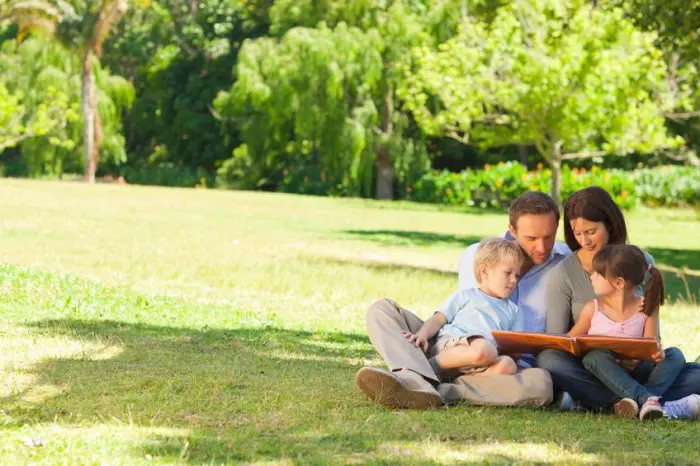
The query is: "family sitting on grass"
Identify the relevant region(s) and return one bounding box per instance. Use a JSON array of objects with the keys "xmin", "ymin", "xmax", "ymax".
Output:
[{"xmin": 356, "ymin": 188, "xmax": 700, "ymax": 421}]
